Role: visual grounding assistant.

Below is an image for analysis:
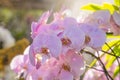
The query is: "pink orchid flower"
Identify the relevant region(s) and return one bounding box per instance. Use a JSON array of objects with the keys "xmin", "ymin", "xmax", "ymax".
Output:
[
  {"xmin": 110, "ymin": 11, "xmax": 120, "ymax": 35},
  {"xmin": 31, "ymin": 11, "xmax": 50, "ymax": 38},
  {"xmin": 84, "ymin": 10, "xmax": 111, "ymax": 32},
  {"xmin": 79, "ymin": 23, "xmax": 106, "ymax": 49},
  {"xmin": 29, "ymin": 33, "xmax": 62, "ymax": 68}
]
